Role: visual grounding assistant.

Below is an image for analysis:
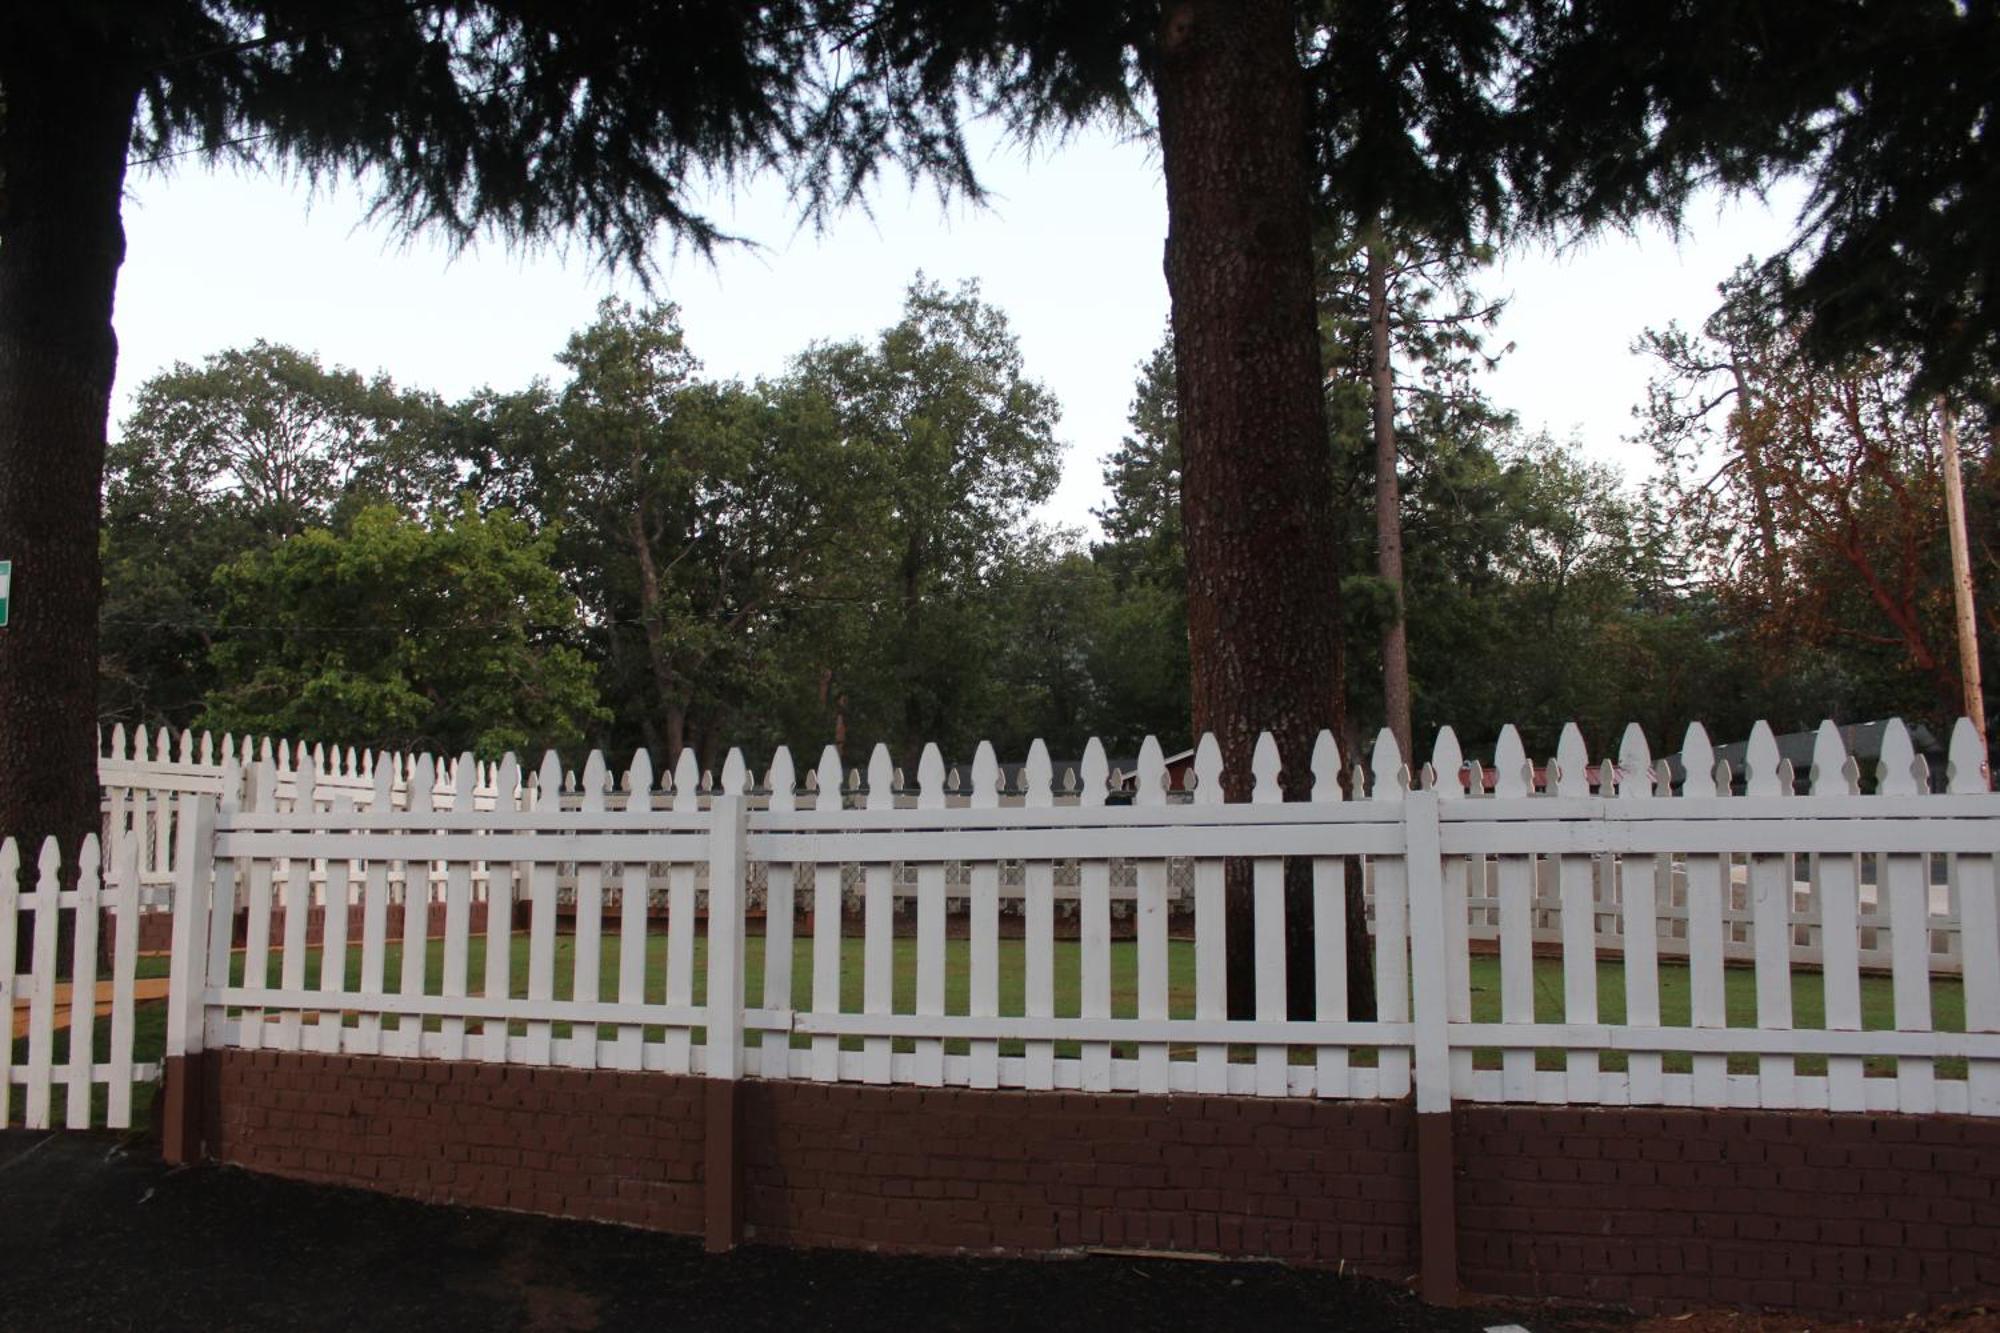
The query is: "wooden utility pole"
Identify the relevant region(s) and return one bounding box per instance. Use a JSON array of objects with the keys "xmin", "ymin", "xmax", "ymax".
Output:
[{"xmin": 1938, "ymin": 397, "xmax": 1987, "ymax": 742}]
